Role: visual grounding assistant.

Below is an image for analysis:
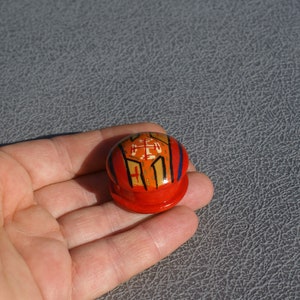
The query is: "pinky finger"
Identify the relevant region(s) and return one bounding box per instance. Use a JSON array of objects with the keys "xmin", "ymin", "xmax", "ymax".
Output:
[{"xmin": 70, "ymin": 206, "xmax": 198, "ymax": 300}]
